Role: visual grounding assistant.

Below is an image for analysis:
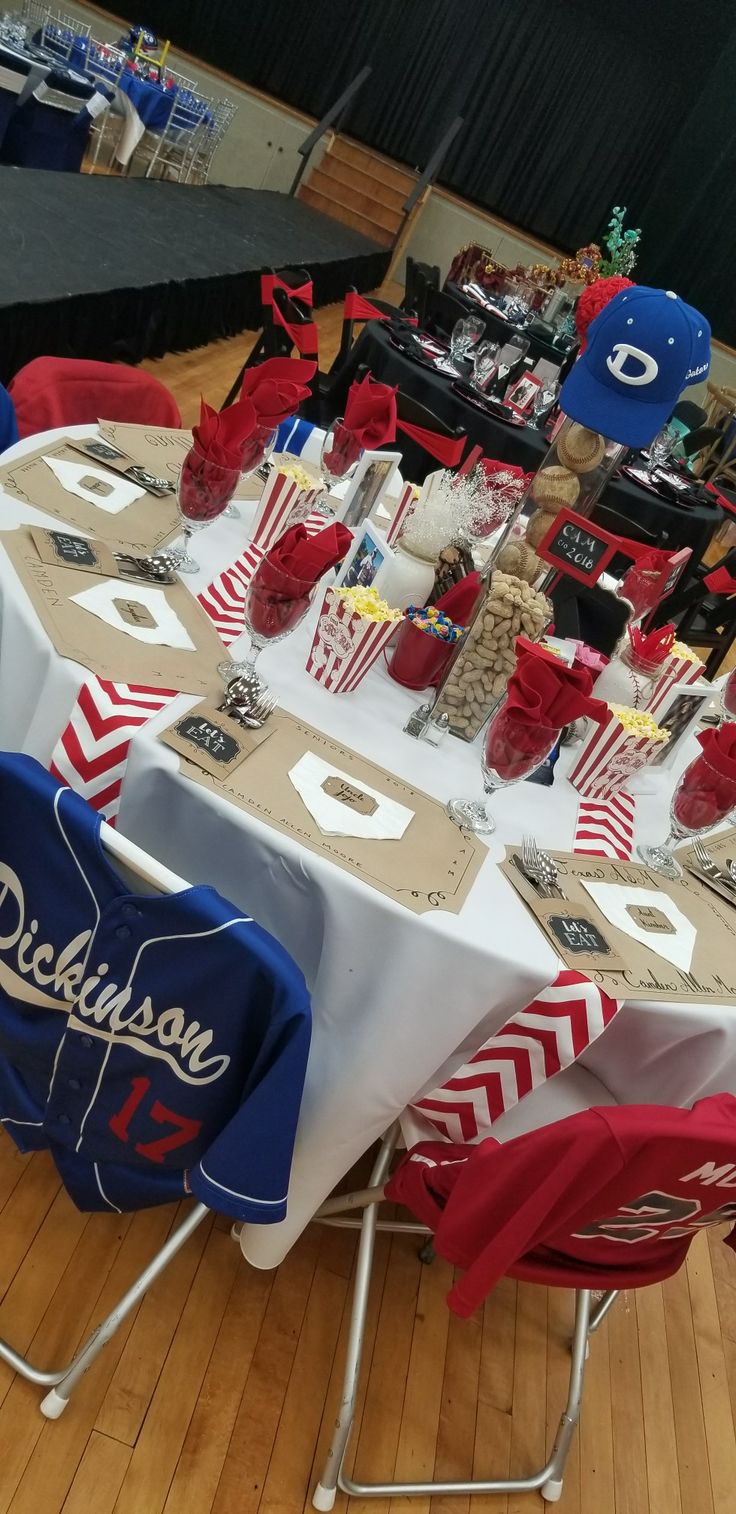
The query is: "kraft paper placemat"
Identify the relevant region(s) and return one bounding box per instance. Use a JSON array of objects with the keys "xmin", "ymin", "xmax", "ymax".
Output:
[
  {"xmin": 0, "ymin": 439, "xmax": 179, "ymax": 552},
  {"xmin": 98, "ymin": 422, "xmax": 265, "ymax": 502},
  {"xmin": 501, "ymin": 849, "xmax": 736, "ymax": 1005},
  {"xmin": 680, "ymin": 825, "xmax": 736, "ymax": 907},
  {"xmin": 1, "ymin": 528, "xmax": 230, "ymax": 695},
  {"xmin": 161, "ymin": 708, "xmax": 486, "ymax": 915}
]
